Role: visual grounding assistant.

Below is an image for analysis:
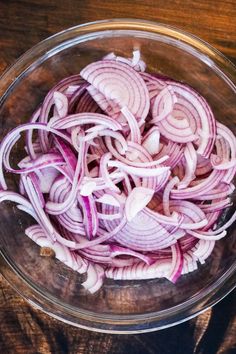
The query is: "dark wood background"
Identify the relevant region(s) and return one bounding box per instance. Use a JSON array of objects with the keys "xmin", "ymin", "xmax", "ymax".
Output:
[{"xmin": 0, "ymin": 1, "xmax": 236, "ymax": 353}]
